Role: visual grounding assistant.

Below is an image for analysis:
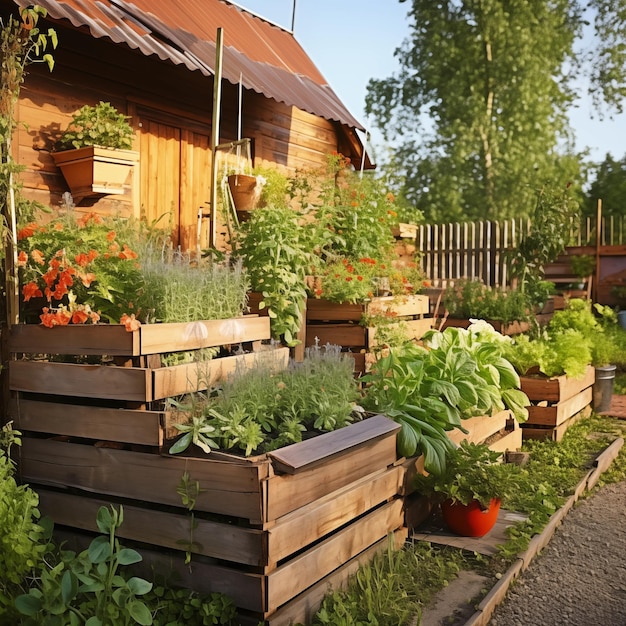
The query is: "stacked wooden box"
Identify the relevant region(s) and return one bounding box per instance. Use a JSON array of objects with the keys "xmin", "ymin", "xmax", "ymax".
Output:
[
  {"xmin": 519, "ymin": 366, "xmax": 595, "ymax": 441},
  {"xmin": 8, "ymin": 317, "xmax": 406, "ymax": 625},
  {"xmin": 305, "ymin": 294, "xmax": 432, "ymax": 374}
]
